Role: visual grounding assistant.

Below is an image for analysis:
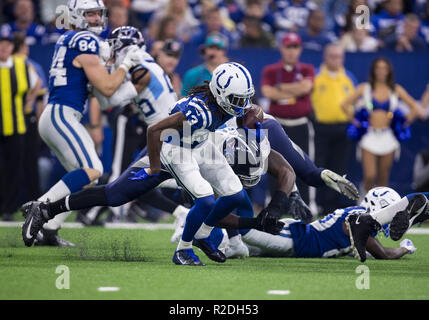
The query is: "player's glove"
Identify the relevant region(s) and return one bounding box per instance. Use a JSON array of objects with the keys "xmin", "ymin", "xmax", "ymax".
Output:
[
  {"xmin": 321, "ymin": 169, "xmax": 359, "ymax": 201},
  {"xmin": 118, "ymin": 45, "xmax": 144, "ymax": 73},
  {"xmin": 99, "ymin": 40, "xmax": 111, "ymax": 65},
  {"xmin": 287, "ymin": 191, "xmax": 313, "ymax": 224},
  {"xmin": 400, "ymin": 238, "xmax": 417, "ymax": 254},
  {"xmin": 255, "ymin": 209, "xmax": 285, "ymax": 235},
  {"xmin": 128, "ymin": 167, "xmax": 160, "ymax": 181}
]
